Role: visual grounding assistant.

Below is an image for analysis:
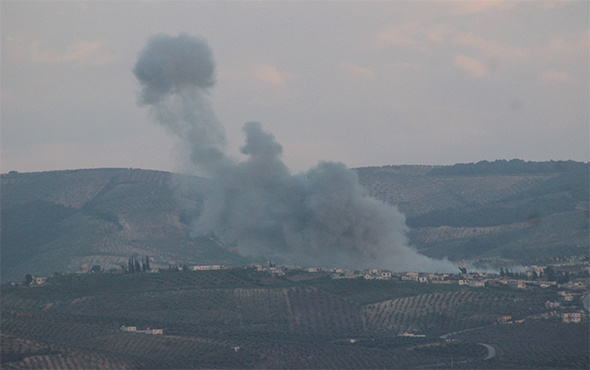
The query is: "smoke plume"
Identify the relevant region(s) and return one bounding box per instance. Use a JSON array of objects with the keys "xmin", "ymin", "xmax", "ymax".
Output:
[{"xmin": 134, "ymin": 33, "xmax": 454, "ymax": 272}]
